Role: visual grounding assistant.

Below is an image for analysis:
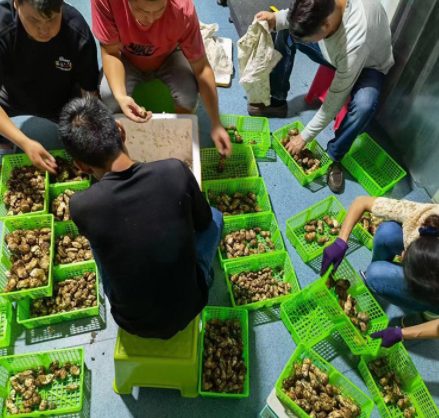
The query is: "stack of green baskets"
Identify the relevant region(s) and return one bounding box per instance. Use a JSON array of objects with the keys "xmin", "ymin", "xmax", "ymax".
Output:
[
  {"xmin": 200, "ymin": 145, "xmax": 259, "ymax": 182},
  {"xmin": 220, "ymin": 115, "xmax": 271, "ymax": 158},
  {"xmin": 0, "ymin": 154, "xmax": 50, "ymax": 219},
  {"xmin": 224, "ymin": 251, "xmax": 300, "ymax": 310},
  {"xmin": 198, "ymin": 306, "xmax": 250, "ymax": 398},
  {"xmin": 359, "ymin": 343, "xmax": 439, "ymax": 418},
  {"xmin": 218, "ymin": 212, "xmax": 285, "ymax": 268},
  {"xmin": 0, "ymin": 214, "xmax": 55, "ymax": 301},
  {"xmin": 0, "ymin": 347, "xmax": 85, "ymax": 416},
  {"xmin": 286, "ymin": 196, "xmax": 347, "ymax": 263},
  {"xmin": 17, "ymin": 261, "xmax": 100, "ymax": 329},
  {"xmin": 203, "ymin": 177, "xmax": 272, "ymax": 217},
  {"xmin": 276, "ymin": 343, "xmax": 374, "ymax": 418},
  {"xmin": 272, "ymin": 122, "xmax": 332, "ymax": 186},
  {"xmin": 342, "ymin": 133, "xmax": 407, "ymax": 196}
]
